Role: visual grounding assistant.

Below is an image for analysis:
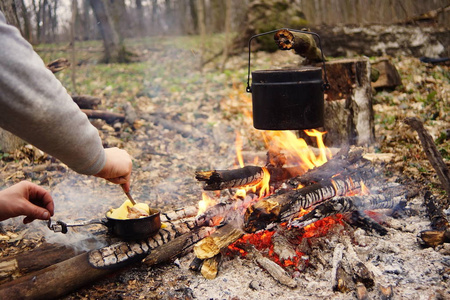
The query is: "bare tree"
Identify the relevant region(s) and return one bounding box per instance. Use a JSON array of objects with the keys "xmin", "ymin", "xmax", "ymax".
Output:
[{"xmin": 89, "ymin": 0, "xmax": 130, "ymax": 63}]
